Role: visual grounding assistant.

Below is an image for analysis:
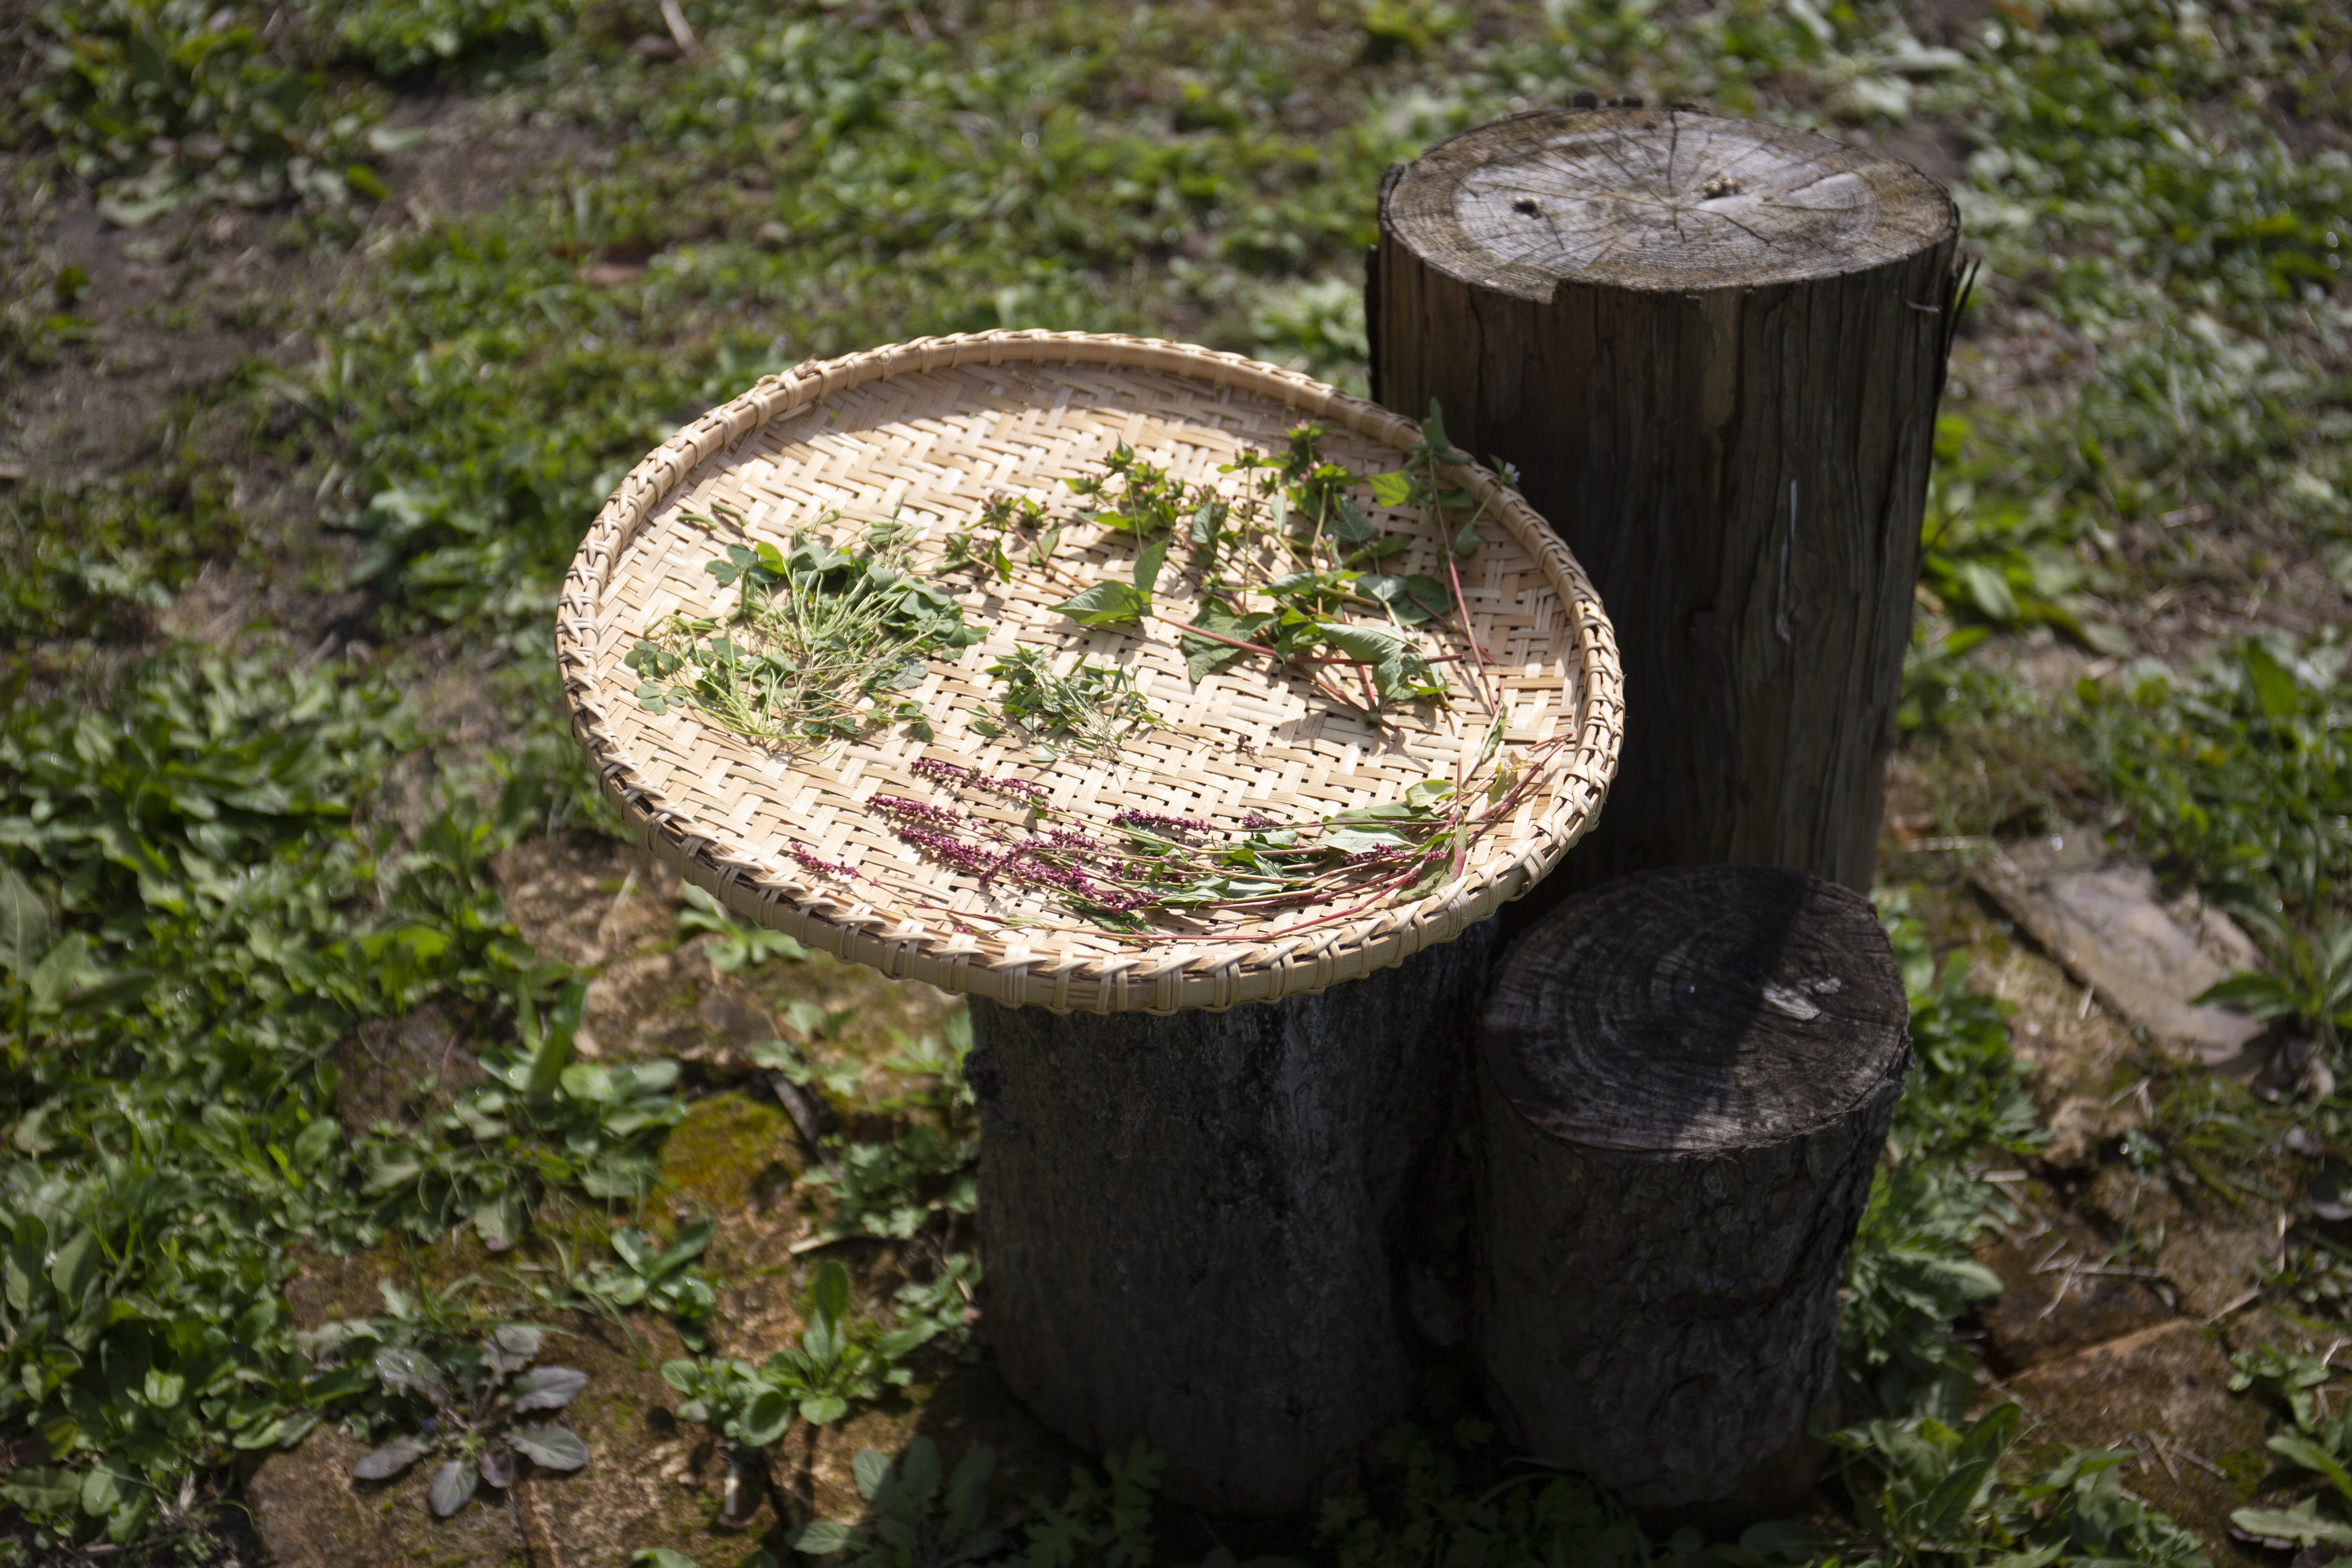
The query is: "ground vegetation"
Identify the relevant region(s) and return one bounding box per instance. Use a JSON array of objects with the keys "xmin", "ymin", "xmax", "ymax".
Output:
[{"xmin": 2, "ymin": 0, "xmax": 2350, "ymax": 1561}]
